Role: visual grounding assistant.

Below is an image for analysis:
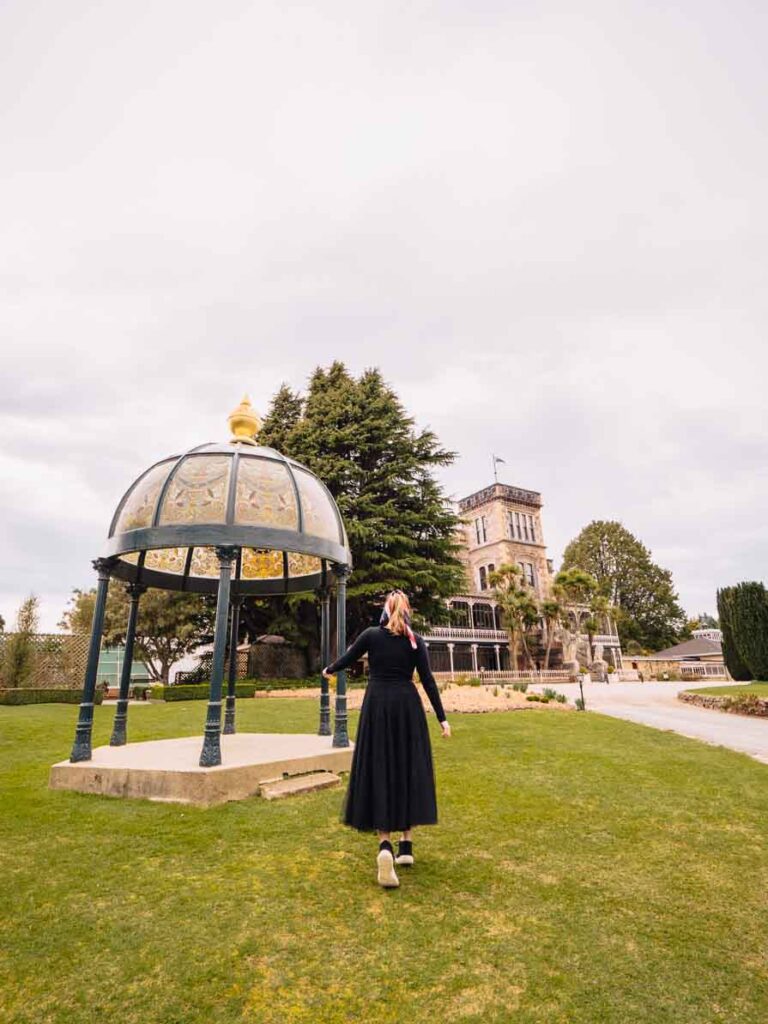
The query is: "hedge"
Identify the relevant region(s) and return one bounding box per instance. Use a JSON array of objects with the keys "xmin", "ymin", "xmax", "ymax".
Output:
[
  {"xmin": 152, "ymin": 678, "xmax": 368, "ymax": 701},
  {"xmin": 0, "ymin": 688, "xmax": 104, "ymax": 706},
  {"xmin": 717, "ymin": 586, "xmax": 753, "ymax": 681},
  {"xmin": 728, "ymin": 581, "xmax": 768, "ymax": 680},
  {"xmin": 153, "ymin": 682, "xmax": 258, "ymax": 702}
]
